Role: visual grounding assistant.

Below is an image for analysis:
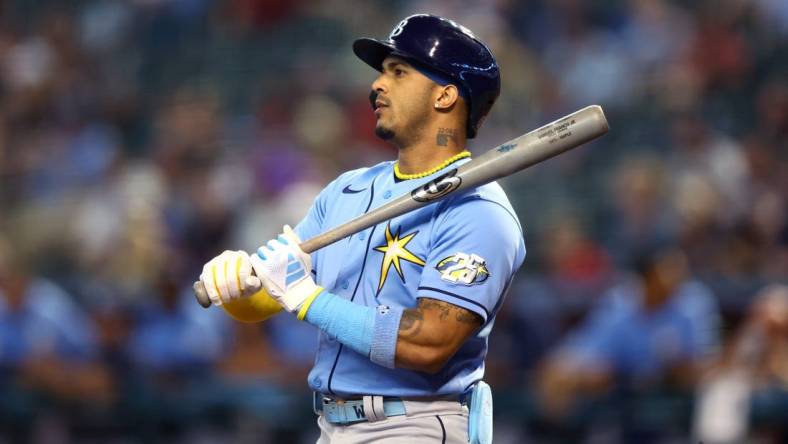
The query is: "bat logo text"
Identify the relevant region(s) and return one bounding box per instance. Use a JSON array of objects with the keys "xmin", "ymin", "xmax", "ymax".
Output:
[{"xmin": 411, "ymin": 169, "xmax": 462, "ymax": 202}]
